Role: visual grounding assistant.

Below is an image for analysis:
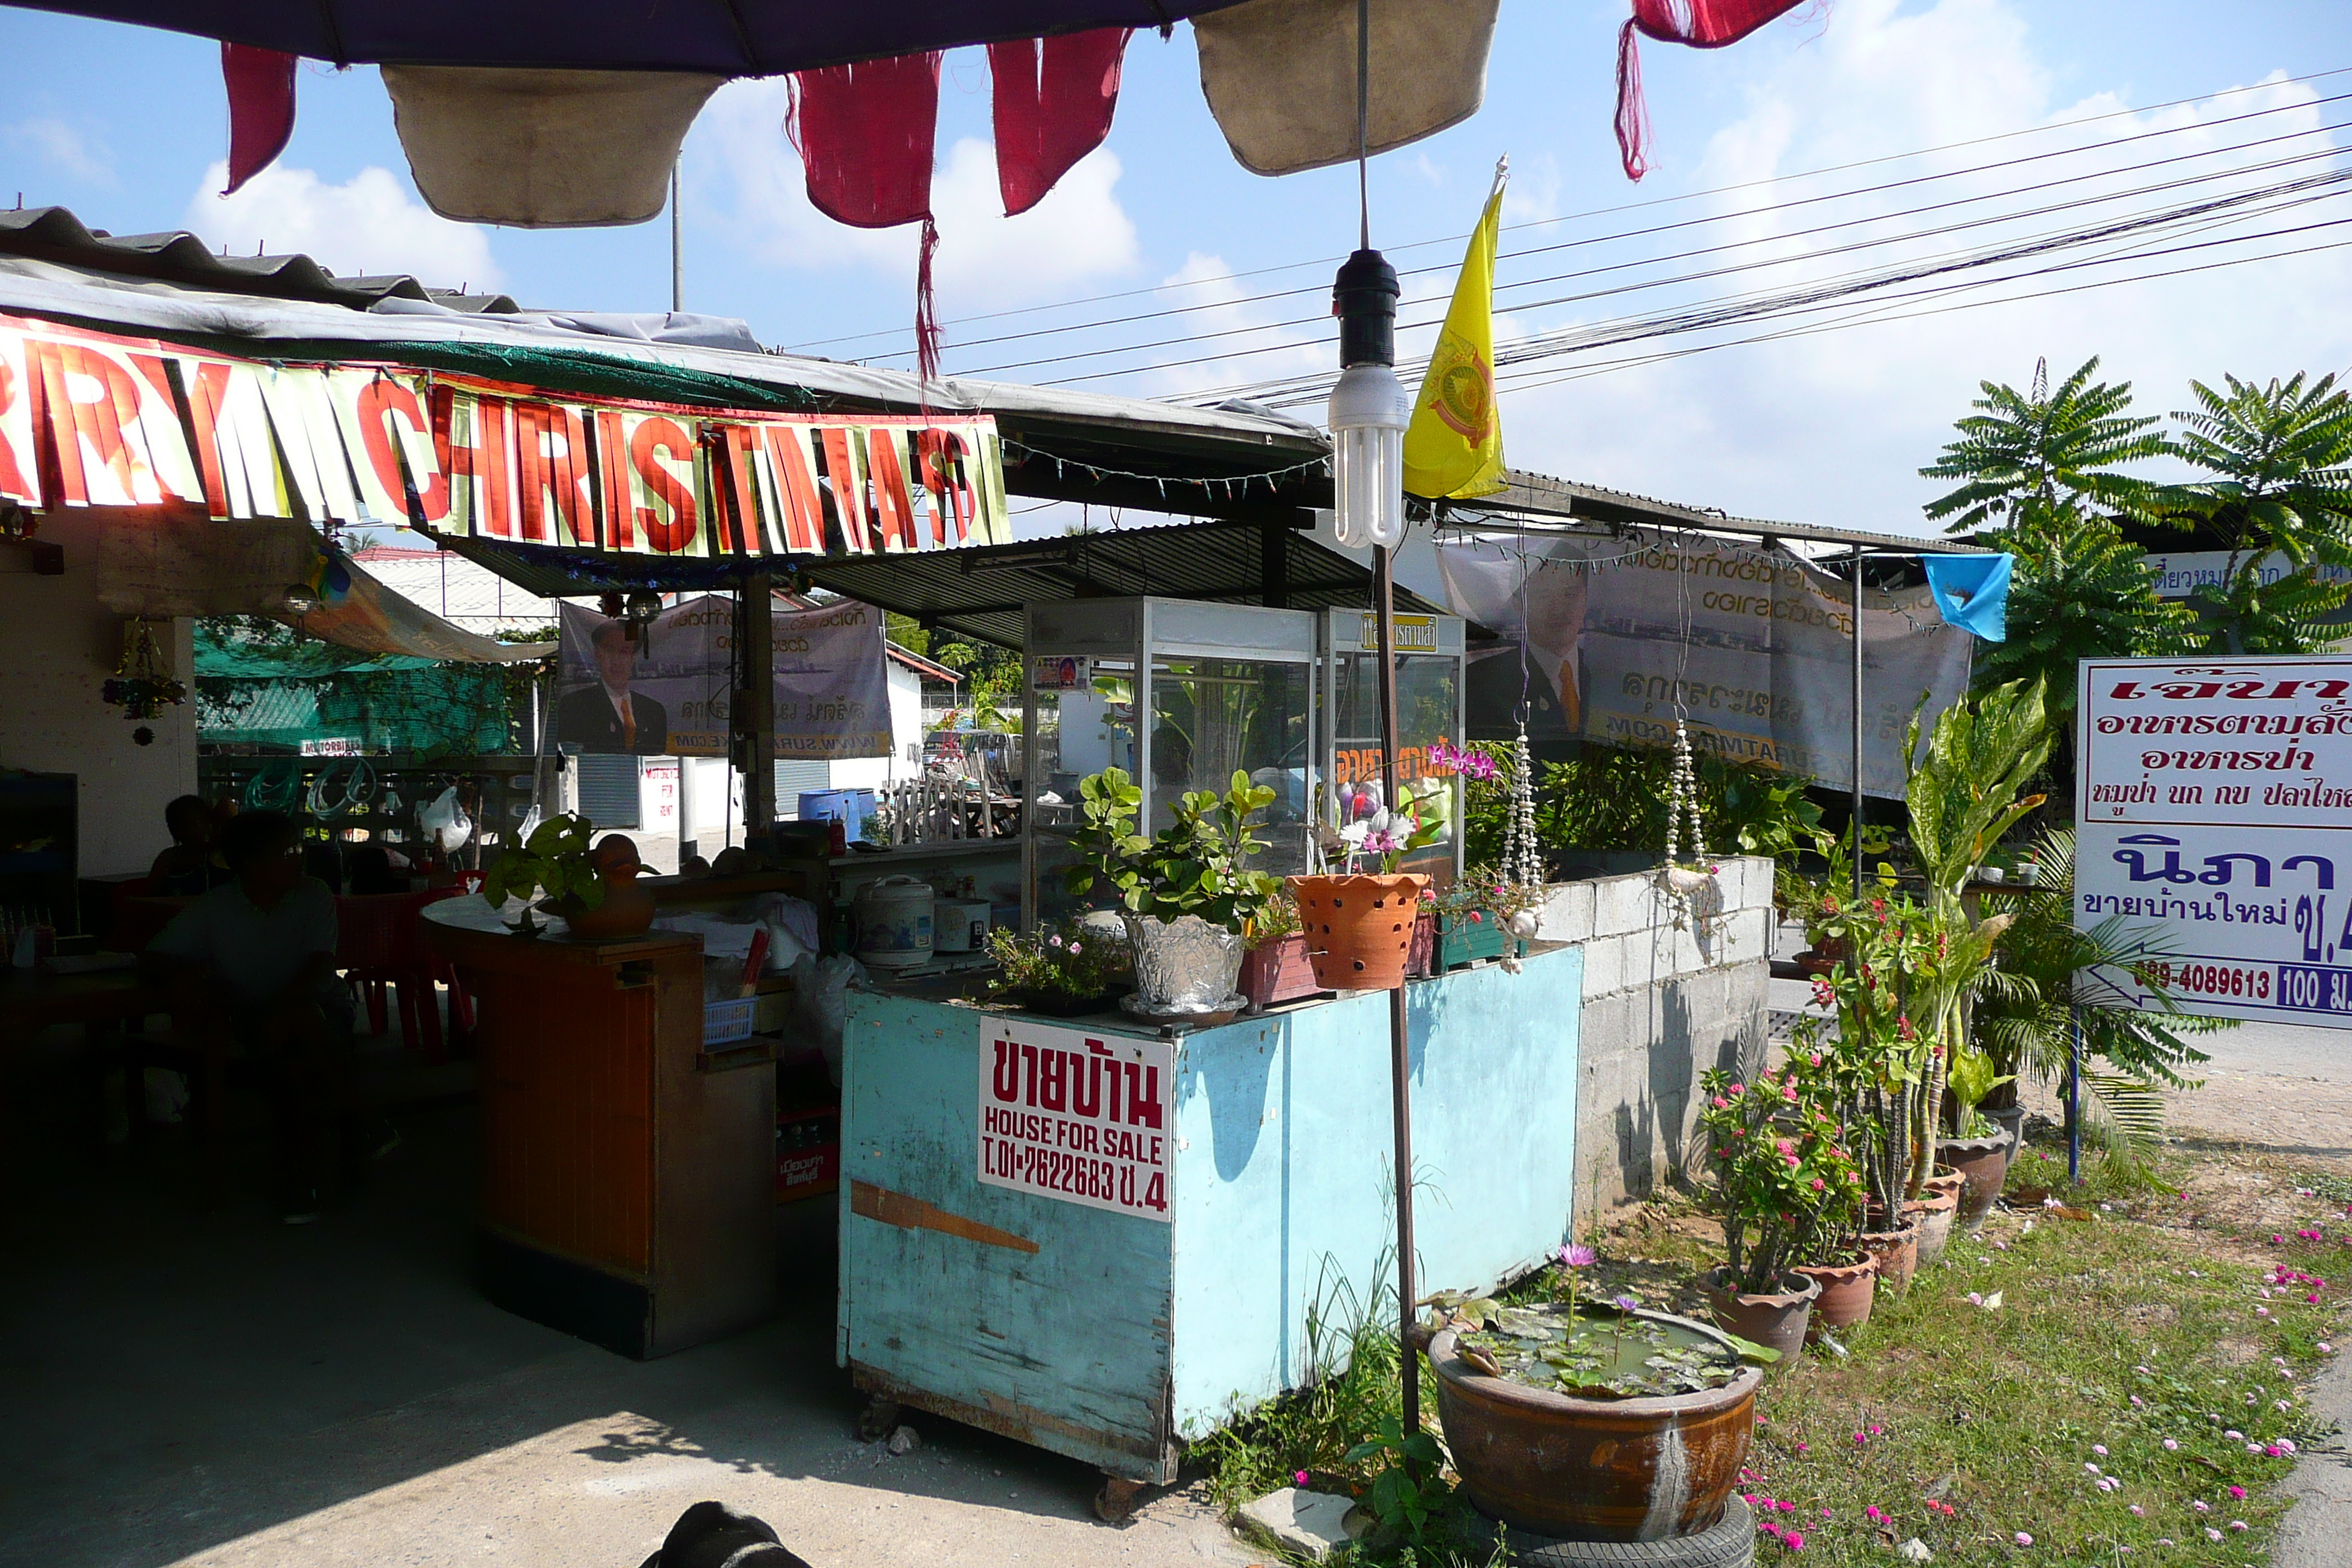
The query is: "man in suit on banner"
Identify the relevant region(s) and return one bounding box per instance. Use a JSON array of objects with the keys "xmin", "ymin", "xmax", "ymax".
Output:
[{"xmin": 557, "ymin": 618, "xmax": 670, "ymax": 755}]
